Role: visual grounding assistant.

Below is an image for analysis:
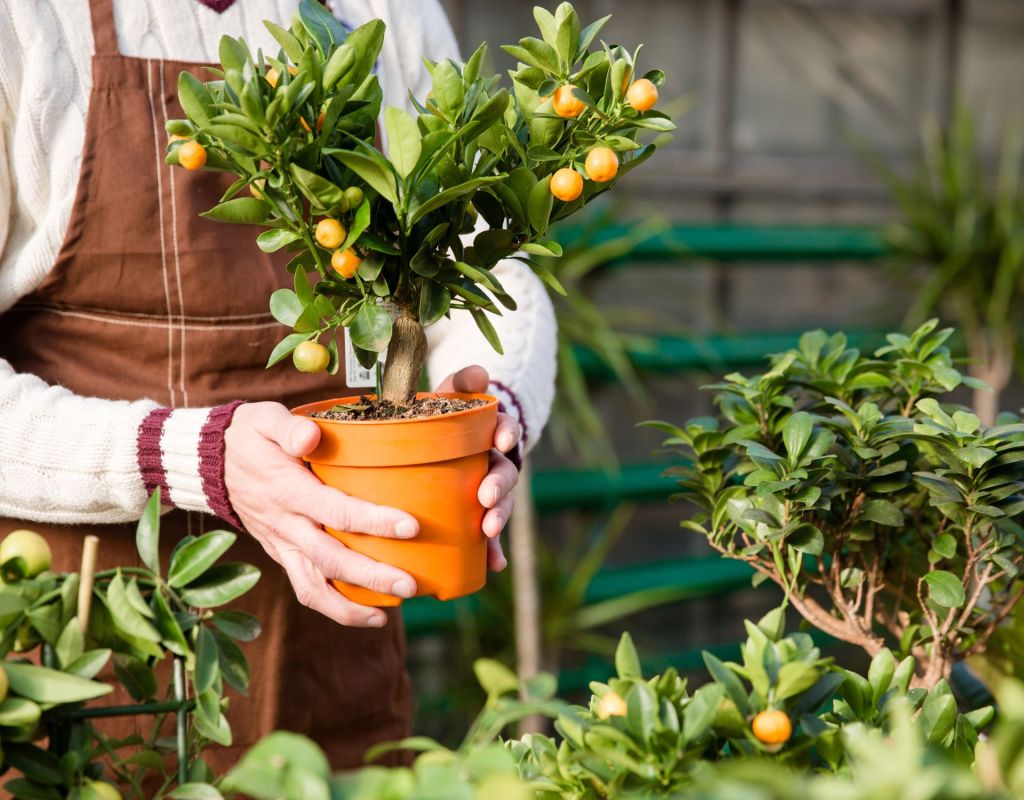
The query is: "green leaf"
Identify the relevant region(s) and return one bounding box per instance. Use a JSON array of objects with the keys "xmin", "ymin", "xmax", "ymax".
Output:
[
  {"xmin": 924, "ymin": 570, "xmax": 966, "ymax": 608},
  {"xmin": 267, "ymin": 332, "xmax": 314, "ymax": 368},
  {"xmin": 334, "ymin": 151, "xmax": 398, "ymax": 206},
  {"xmin": 168, "ymin": 531, "xmax": 238, "ymax": 588},
  {"xmin": 257, "ymin": 229, "xmax": 302, "ymax": 253},
  {"xmin": 199, "ymin": 197, "xmax": 271, "ymax": 225},
  {"xmin": 269, "ymin": 289, "xmax": 305, "ymax": 327},
  {"xmin": 0, "ymin": 697, "xmax": 41, "ymax": 730},
  {"xmin": 298, "ymin": 0, "xmax": 348, "ymax": 55},
  {"xmin": 289, "ymin": 164, "xmax": 345, "ymax": 211},
  {"xmin": 932, "ymin": 533, "xmax": 957, "ymax": 560},
  {"xmin": 867, "ymin": 649, "xmax": 895, "ymax": 705},
  {"xmin": 409, "ymin": 176, "xmax": 505, "ymax": 226},
  {"xmin": 788, "ymin": 524, "xmax": 824, "ymax": 556},
  {"xmin": 211, "ymin": 611, "xmax": 262, "ymax": 642},
  {"xmin": 113, "ymin": 653, "xmax": 158, "ymax": 701},
  {"xmin": 2, "ymin": 662, "xmax": 111, "ymax": 704},
  {"xmin": 180, "ymin": 564, "xmax": 261, "ymax": 608},
  {"xmin": 64, "ymin": 649, "xmax": 112, "ymax": 680},
  {"xmin": 615, "ymin": 632, "xmax": 642, "ymax": 679},
  {"xmin": 473, "ymin": 659, "xmax": 519, "ymax": 697},
  {"xmin": 418, "ymin": 281, "xmax": 451, "ymax": 327},
  {"xmin": 470, "ymin": 310, "xmax": 503, "ymax": 355},
  {"xmin": 211, "ymin": 628, "xmax": 250, "ymax": 693},
  {"xmin": 350, "ymin": 303, "xmax": 393, "ymax": 352},
  {"xmin": 136, "ymin": 491, "xmax": 161, "ymax": 574},
  {"xmin": 178, "ymin": 72, "xmax": 214, "ymax": 127},
  {"xmin": 264, "ymin": 21, "xmax": 304, "ymax": 63},
  {"xmin": 383, "ymin": 107, "xmax": 422, "ymax": 179},
  {"xmin": 323, "ymin": 43, "xmax": 356, "ymax": 90},
  {"xmin": 195, "ymin": 626, "xmax": 220, "ymax": 694},
  {"xmin": 782, "ymin": 412, "xmax": 813, "ymax": 461},
  {"xmin": 683, "ymin": 683, "xmax": 724, "ymax": 742},
  {"xmin": 860, "ymin": 499, "xmax": 904, "ymax": 527},
  {"xmin": 218, "ymin": 36, "xmax": 249, "ymax": 72},
  {"xmin": 527, "ymin": 176, "xmax": 554, "ymax": 233},
  {"xmin": 775, "ymin": 662, "xmax": 820, "ymax": 701},
  {"xmin": 106, "ymin": 571, "xmax": 162, "ymax": 642}
]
